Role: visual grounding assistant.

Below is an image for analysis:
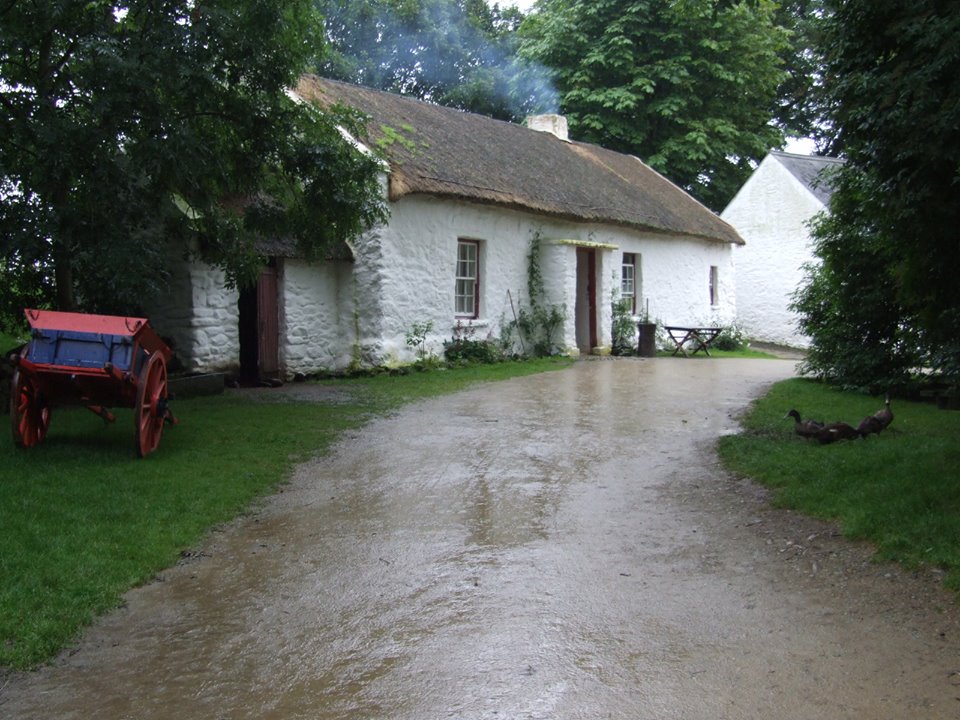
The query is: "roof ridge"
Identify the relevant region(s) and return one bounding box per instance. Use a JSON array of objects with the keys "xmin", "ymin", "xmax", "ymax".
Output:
[
  {"xmin": 298, "ymin": 75, "xmax": 745, "ymax": 245},
  {"xmin": 770, "ymin": 149, "xmax": 844, "ymax": 164}
]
